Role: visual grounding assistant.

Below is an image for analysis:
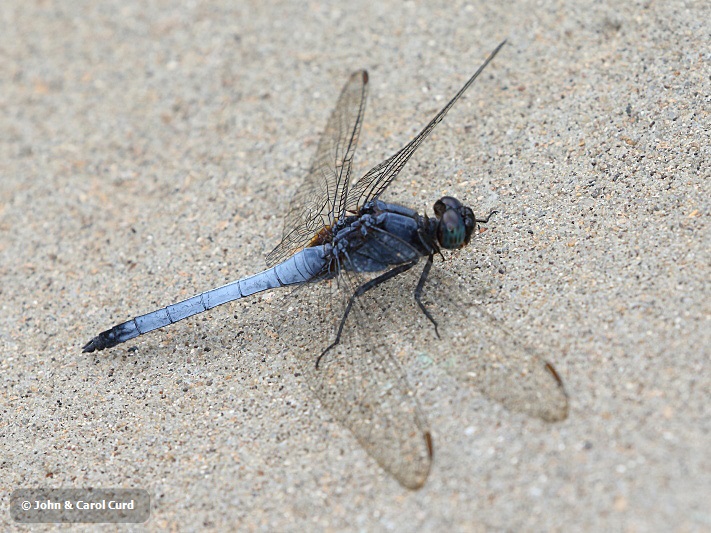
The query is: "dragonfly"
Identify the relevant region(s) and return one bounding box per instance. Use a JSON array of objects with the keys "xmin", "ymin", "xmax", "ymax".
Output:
[{"xmin": 83, "ymin": 40, "xmax": 568, "ymax": 489}]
